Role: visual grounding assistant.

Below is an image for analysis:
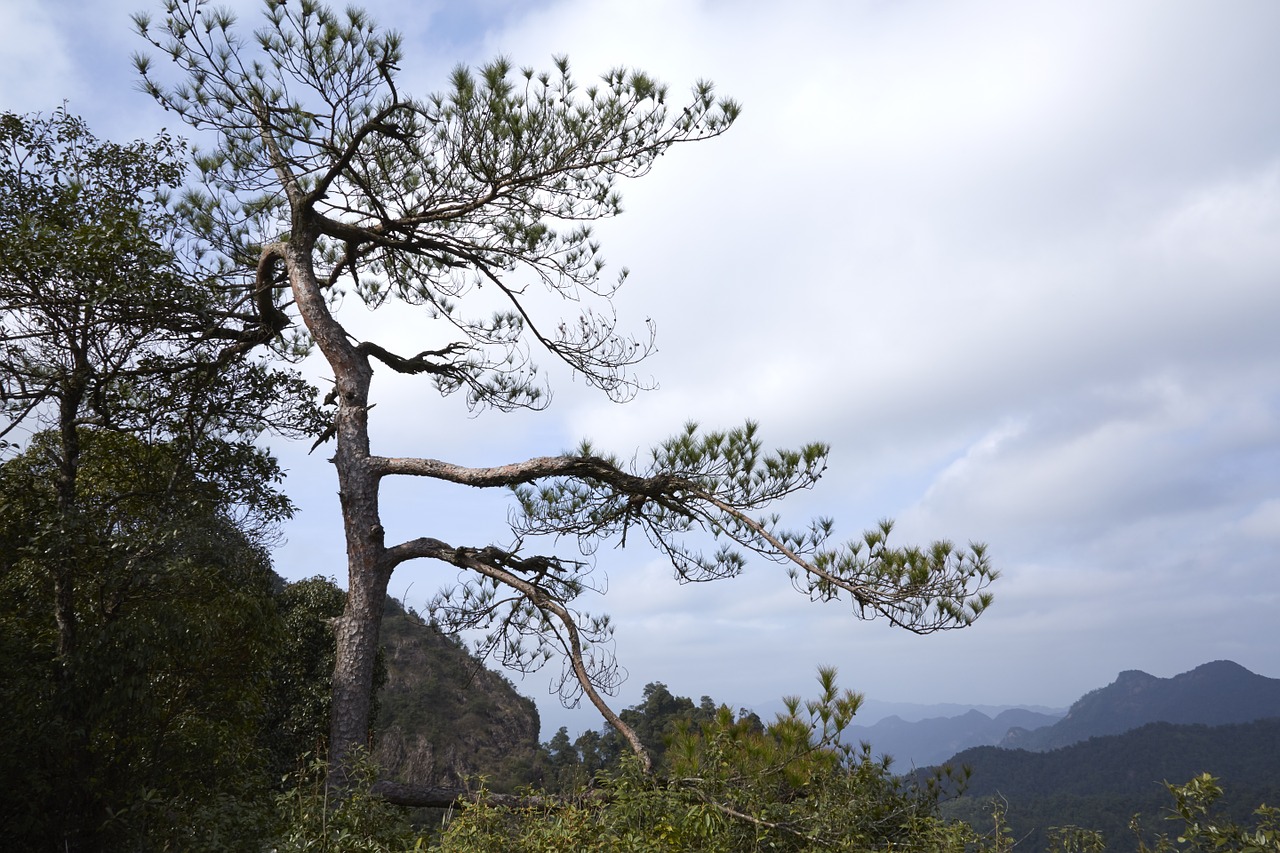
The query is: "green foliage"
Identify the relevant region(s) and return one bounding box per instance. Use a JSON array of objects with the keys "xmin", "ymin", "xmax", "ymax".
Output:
[
  {"xmin": 509, "ymin": 422, "xmax": 997, "ymax": 633},
  {"xmin": 273, "ymin": 752, "xmax": 423, "ymax": 853},
  {"xmin": 434, "ymin": 670, "xmax": 984, "ymax": 852},
  {"xmin": 0, "ymin": 107, "xmax": 184, "ymax": 307},
  {"xmin": 1047, "ymin": 825, "xmax": 1108, "ymax": 853},
  {"xmin": 0, "ymin": 431, "xmax": 284, "ymax": 850},
  {"xmin": 0, "ymin": 106, "xmax": 323, "ymax": 451},
  {"xmin": 430, "ymin": 785, "xmax": 607, "ymax": 853},
  {"xmin": 1133, "ymin": 774, "xmax": 1280, "ymax": 853},
  {"xmin": 1, "ymin": 104, "xmax": 335, "ymax": 845},
  {"xmin": 263, "ymin": 576, "xmax": 351, "ymax": 777},
  {"xmin": 0, "ymin": 433, "xmax": 366, "ymax": 851},
  {"xmin": 532, "ymin": 683, "xmax": 725, "ymax": 794},
  {"xmin": 620, "ymin": 683, "xmax": 723, "ymax": 771},
  {"xmin": 439, "ymin": 421, "xmax": 996, "ymax": 722},
  {"xmin": 134, "ymin": 0, "xmax": 740, "ymax": 409},
  {"xmin": 0, "ymin": 436, "xmax": 381, "ymax": 851}
]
